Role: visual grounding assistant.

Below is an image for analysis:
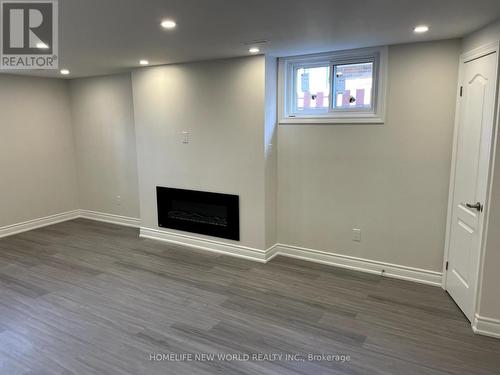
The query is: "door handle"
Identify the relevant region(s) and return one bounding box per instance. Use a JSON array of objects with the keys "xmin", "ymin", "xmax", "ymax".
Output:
[{"xmin": 466, "ymin": 202, "xmax": 483, "ymax": 212}]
